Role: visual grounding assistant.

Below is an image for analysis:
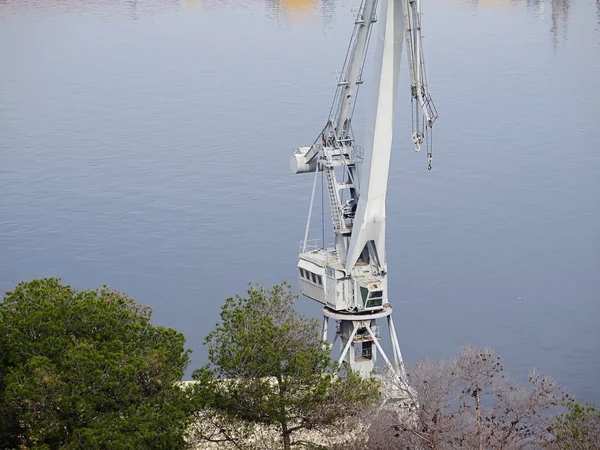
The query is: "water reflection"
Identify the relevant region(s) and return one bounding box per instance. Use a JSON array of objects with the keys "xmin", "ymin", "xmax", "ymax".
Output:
[
  {"xmin": 550, "ymin": 0, "xmax": 570, "ymax": 46},
  {"xmin": 1, "ymin": 0, "xmax": 586, "ymax": 44},
  {"xmin": 179, "ymin": 0, "xmax": 335, "ymax": 23},
  {"xmin": 272, "ymin": 0, "xmax": 318, "ymax": 12},
  {"xmin": 0, "ymin": 0, "xmax": 181, "ymax": 18},
  {"xmin": 181, "ymin": 0, "xmax": 201, "ymax": 9},
  {"xmin": 266, "ymin": 0, "xmax": 318, "ymax": 21},
  {"xmin": 0, "ymin": 0, "xmax": 339, "ymax": 23},
  {"xmin": 265, "ymin": 0, "xmax": 341, "ymax": 25},
  {"xmin": 321, "ymin": 0, "xmax": 337, "ymax": 26},
  {"xmin": 462, "ymin": 0, "xmax": 573, "ymax": 46},
  {"xmin": 525, "ymin": 0, "xmax": 545, "ymax": 15}
]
